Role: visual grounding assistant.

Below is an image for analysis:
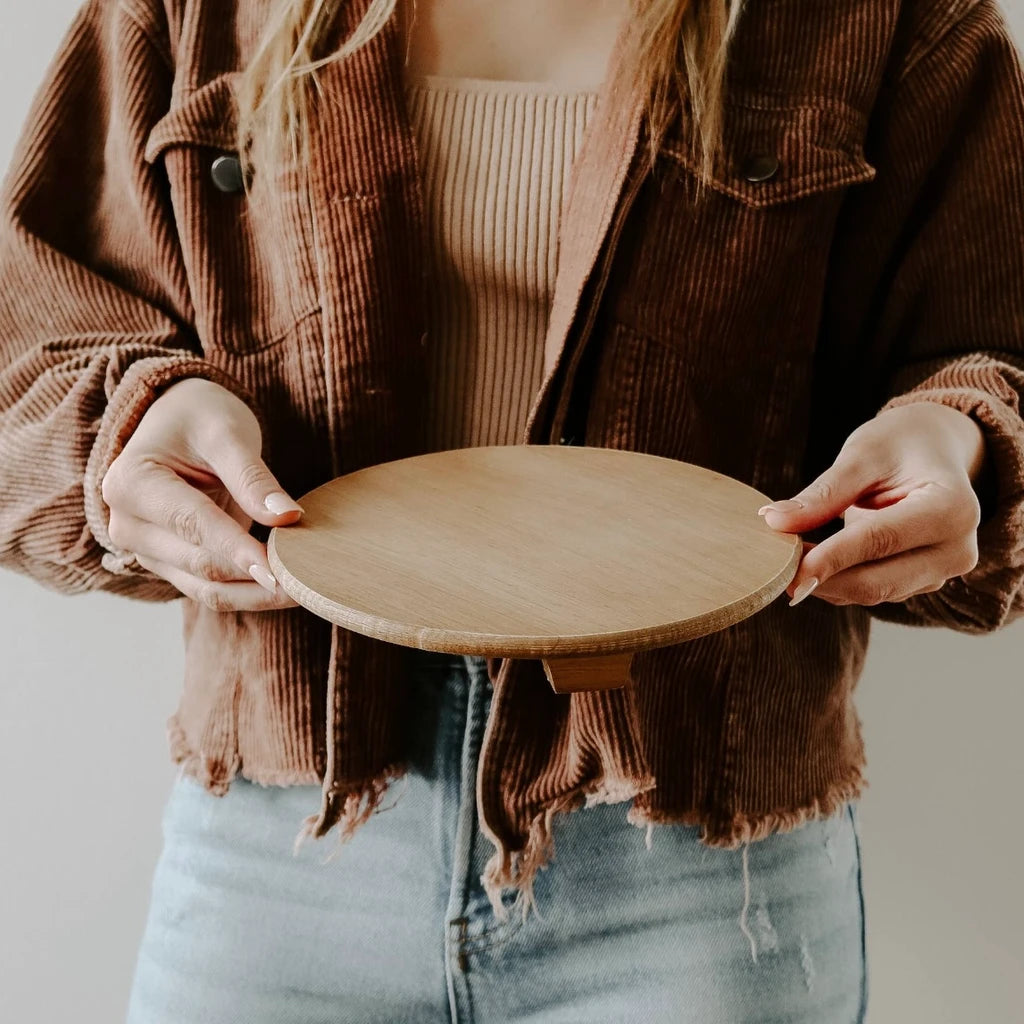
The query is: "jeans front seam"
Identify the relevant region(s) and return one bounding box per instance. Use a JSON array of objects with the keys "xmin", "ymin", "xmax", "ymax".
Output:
[
  {"xmin": 442, "ymin": 658, "xmax": 481, "ymax": 1024},
  {"xmin": 848, "ymin": 801, "xmax": 869, "ymax": 1024}
]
